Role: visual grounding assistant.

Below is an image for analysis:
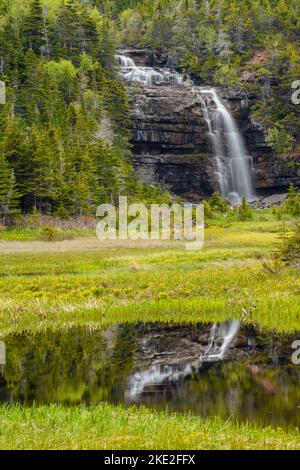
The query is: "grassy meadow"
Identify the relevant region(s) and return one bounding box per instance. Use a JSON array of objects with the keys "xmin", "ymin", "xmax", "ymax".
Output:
[
  {"xmin": 0, "ymin": 404, "xmax": 298, "ymax": 450},
  {"xmin": 0, "ymin": 216, "xmax": 299, "ymax": 336},
  {"xmin": 0, "ymin": 211, "xmax": 299, "ymax": 450}
]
